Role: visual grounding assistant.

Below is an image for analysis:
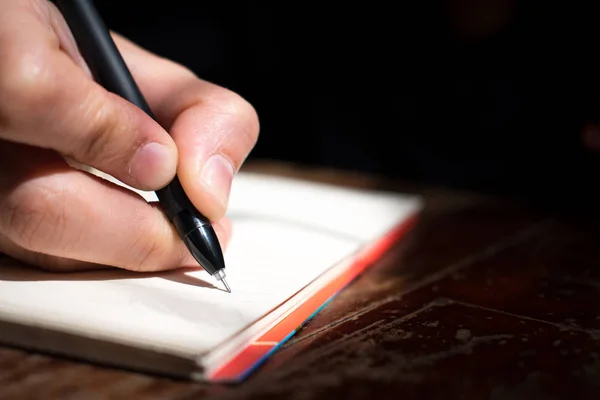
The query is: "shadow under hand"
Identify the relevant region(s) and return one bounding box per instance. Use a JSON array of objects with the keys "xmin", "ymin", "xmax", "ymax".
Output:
[{"xmin": 0, "ymin": 258, "xmax": 224, "ymax": 292}]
